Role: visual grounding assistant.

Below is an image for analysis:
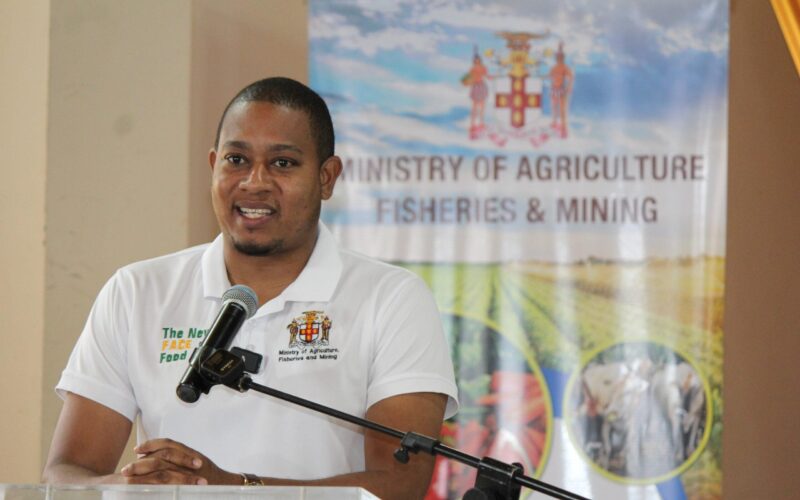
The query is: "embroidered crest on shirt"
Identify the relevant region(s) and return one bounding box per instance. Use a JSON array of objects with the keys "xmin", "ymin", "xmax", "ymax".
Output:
[
  {"xmin": 287, "ymin": 311, "xmax": 332, "ymax": 347},
  {"xmin": 279, "ymin": 311, "xmax": 339, "ymax": 363}
]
